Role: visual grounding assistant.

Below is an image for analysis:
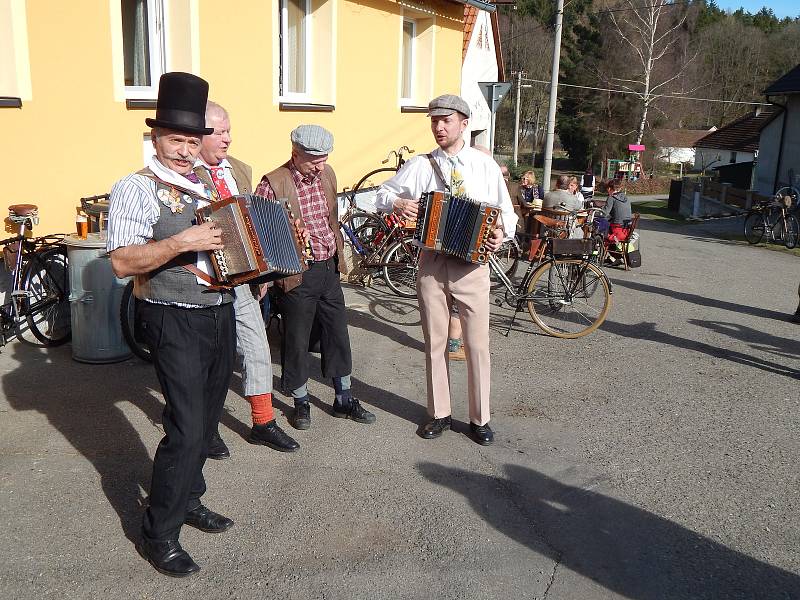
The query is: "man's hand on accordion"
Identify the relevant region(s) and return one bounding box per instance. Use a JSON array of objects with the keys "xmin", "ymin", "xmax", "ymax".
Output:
[
  {"xmin": 485, "ymin": 225, "xmax": 504, "ymax": 253},
  {"xmin": 392, "ymin": 198, "xmax": 419, "ymax": 221},
  {"xmin": 172, "ymin": 221, "xmax": 225, "ymax": 252}
]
